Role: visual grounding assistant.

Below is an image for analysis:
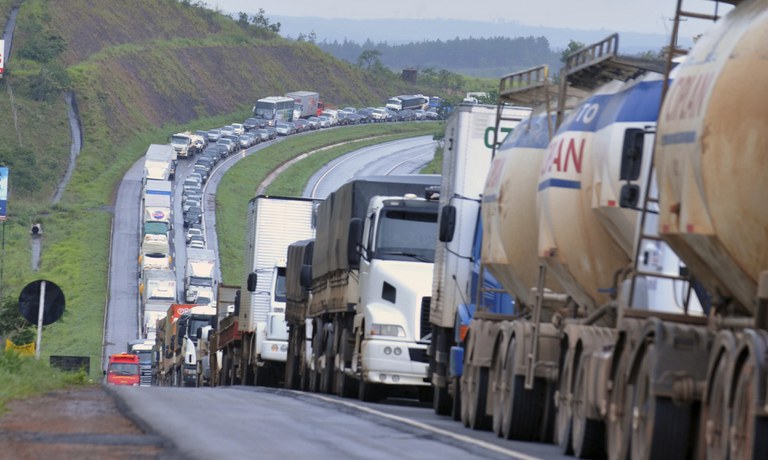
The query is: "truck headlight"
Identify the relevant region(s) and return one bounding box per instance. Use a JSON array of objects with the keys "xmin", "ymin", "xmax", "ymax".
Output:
[{"xmin": 370, "ymin": 324, "xmax": 405, "ymax": 338}]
